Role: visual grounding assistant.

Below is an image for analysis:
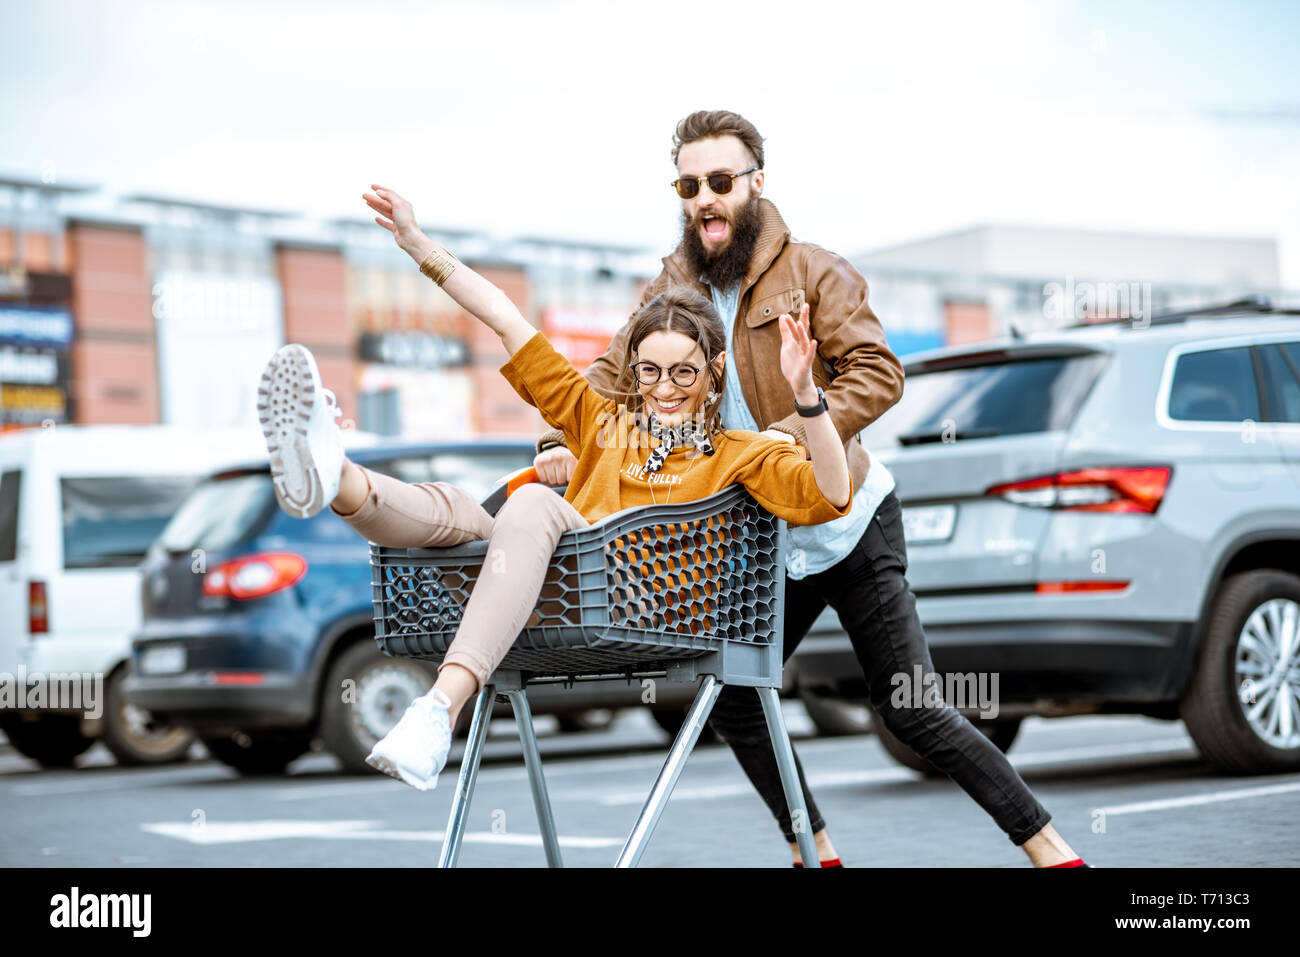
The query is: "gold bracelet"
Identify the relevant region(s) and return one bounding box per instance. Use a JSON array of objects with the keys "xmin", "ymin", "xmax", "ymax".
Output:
[{"xmin": 418, "ymin": 248, "xmax": 458, "ymax": 286}]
